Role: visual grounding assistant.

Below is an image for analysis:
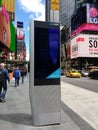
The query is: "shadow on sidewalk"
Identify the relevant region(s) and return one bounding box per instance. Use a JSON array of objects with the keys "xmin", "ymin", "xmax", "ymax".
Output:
[
  {"xmin": 0, "ymin": 113, "xmax": 33, "ymax": 126},
  {"xmin": 61, "ymin": 102, "xmax": 95, "ymax": 130},
  {"xmin": 0, "ymin": 101, "xmax": 96, "ymax": 130}
]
